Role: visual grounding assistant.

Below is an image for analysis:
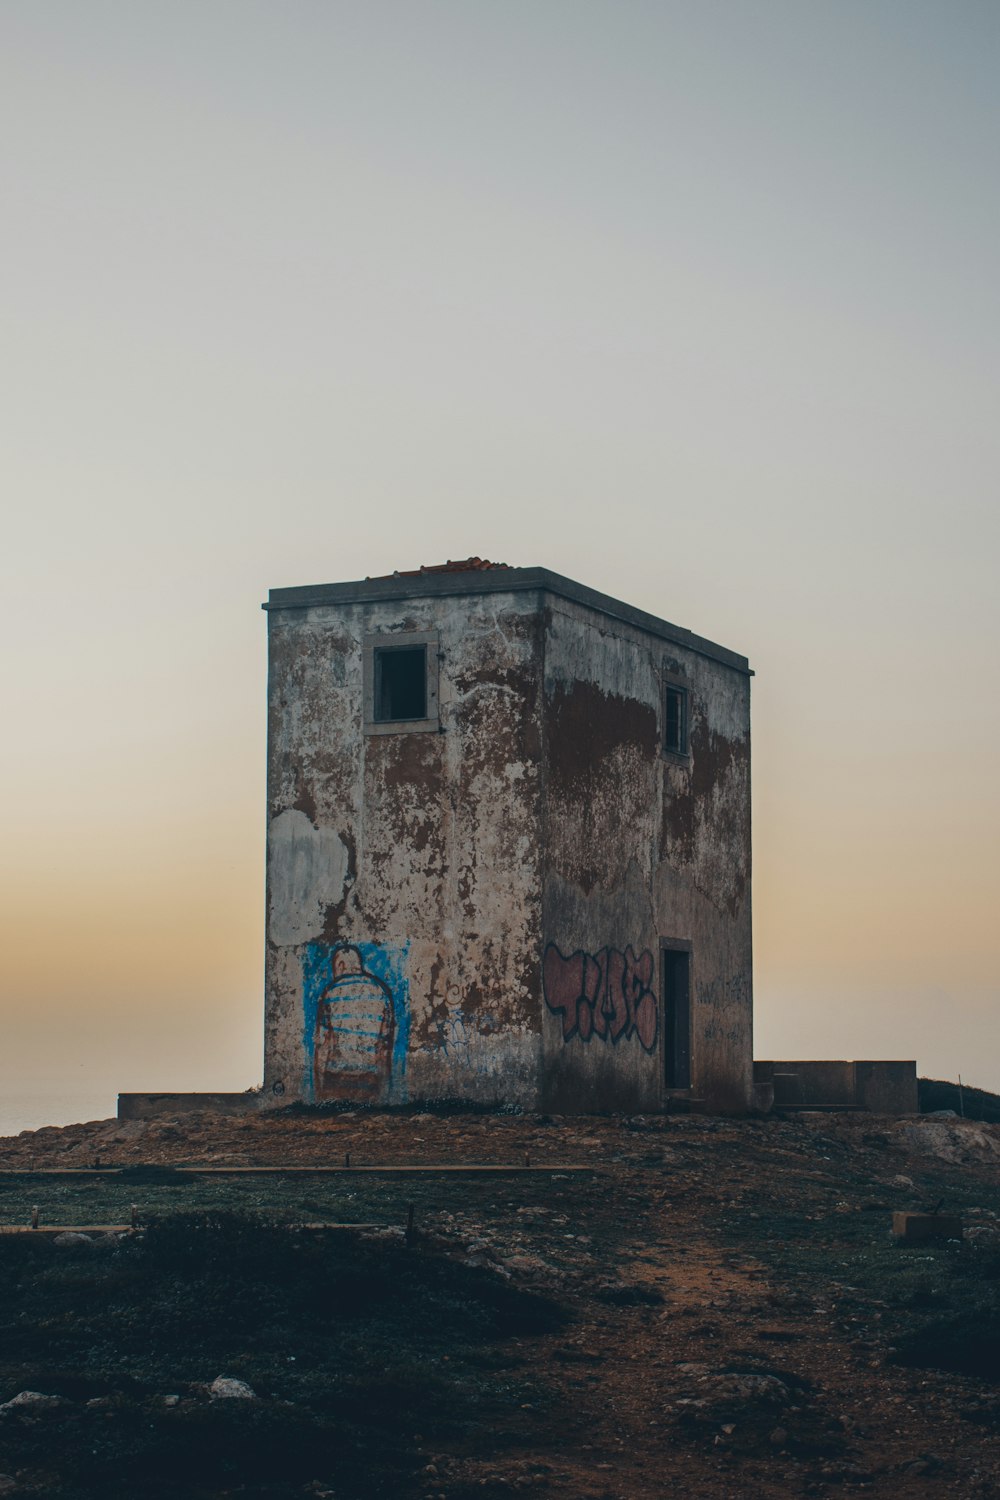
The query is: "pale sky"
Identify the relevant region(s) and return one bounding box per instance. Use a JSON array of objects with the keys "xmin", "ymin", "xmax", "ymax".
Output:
[{"xmin": 2, "ymin": 1, "xmax": 998, "ymax": 1119}]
